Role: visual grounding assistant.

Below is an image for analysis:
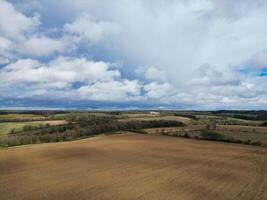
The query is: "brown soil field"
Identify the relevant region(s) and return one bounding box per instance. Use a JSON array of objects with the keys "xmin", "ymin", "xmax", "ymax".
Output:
[{"xmin": 0, "ymin": 133, "xmax": 267, "ymax": 200}]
